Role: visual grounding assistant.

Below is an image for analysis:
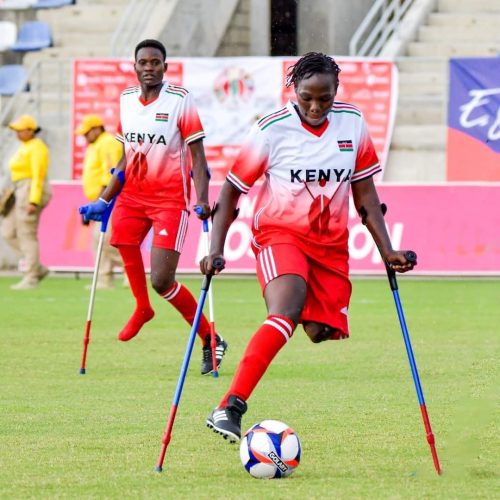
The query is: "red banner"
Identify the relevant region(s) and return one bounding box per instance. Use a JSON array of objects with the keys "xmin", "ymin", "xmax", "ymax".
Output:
[
  {"xmin": 40, "ymin": 182, "xmax": 500, "ymax": 275},
  {"xmin": 72, "ymin": 59, "xmax": 183, "ymax": 179},
  {"xmin": 72, "ymin": 57, "xmax": 397, "ymax": 181}
]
